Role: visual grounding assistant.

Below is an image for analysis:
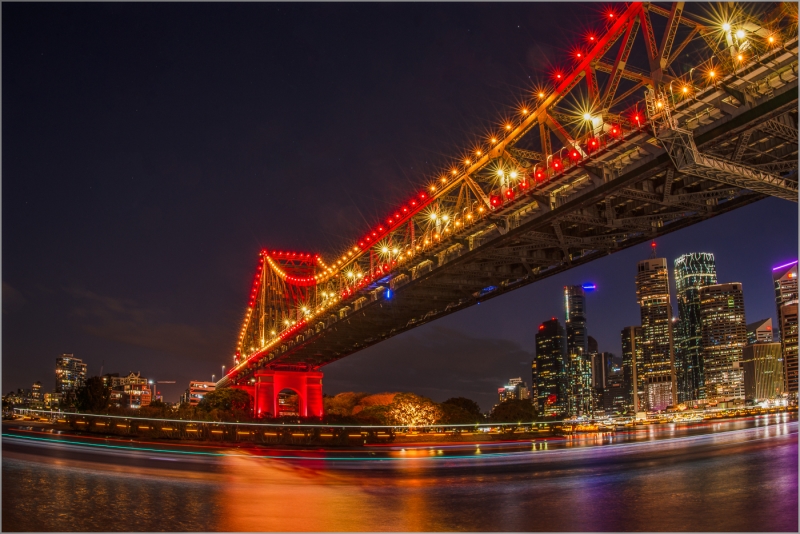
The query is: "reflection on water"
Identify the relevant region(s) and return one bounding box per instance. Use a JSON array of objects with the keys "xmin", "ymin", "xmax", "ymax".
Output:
[{"xmin": 2, "ymin": 419, "xmax": 797, "ymax": 532}]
